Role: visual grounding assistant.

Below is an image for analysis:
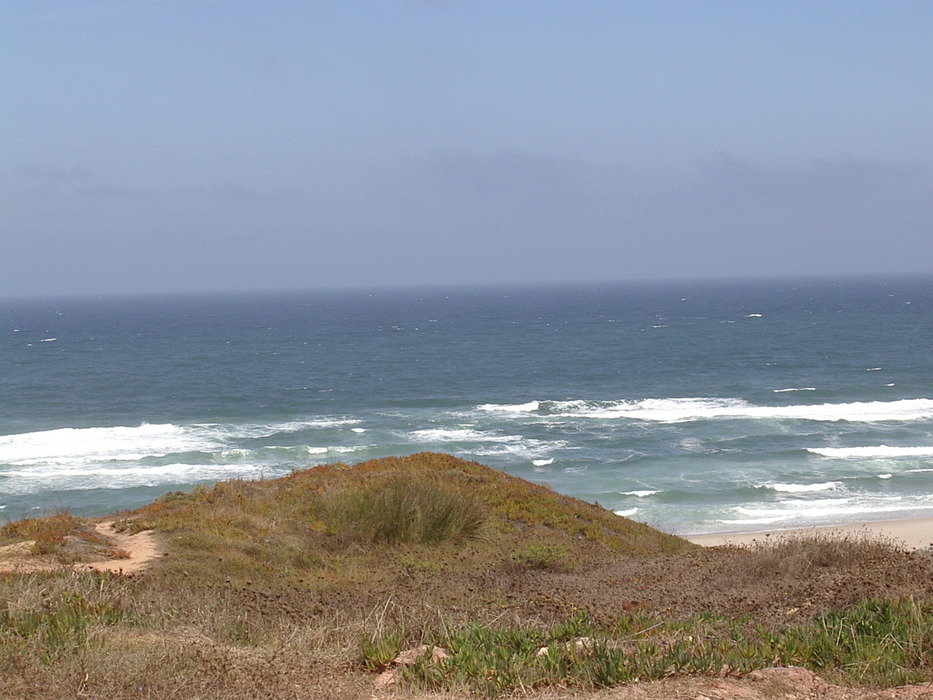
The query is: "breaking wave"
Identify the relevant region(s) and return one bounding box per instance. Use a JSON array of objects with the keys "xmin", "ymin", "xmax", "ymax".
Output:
[{"xmin": 475, "ymin": 397, "xmax": 933, "ymax": 423}]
